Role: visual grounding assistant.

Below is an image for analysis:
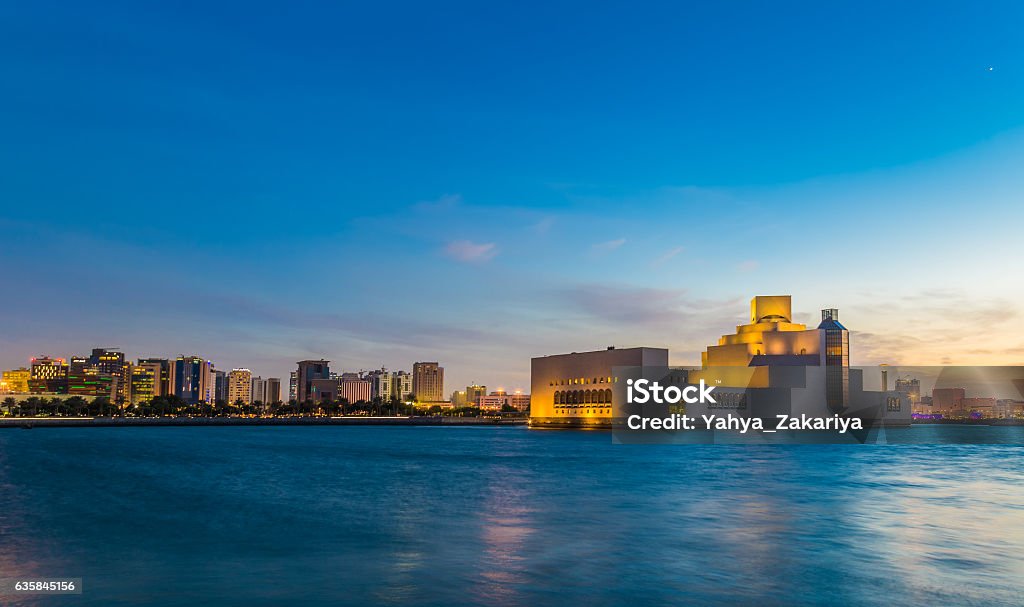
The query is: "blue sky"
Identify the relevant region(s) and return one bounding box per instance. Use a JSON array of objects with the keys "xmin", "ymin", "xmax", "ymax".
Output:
[{"xmin": 2, "ymin": 1, "xmax": 1024, "ymax": 391}]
